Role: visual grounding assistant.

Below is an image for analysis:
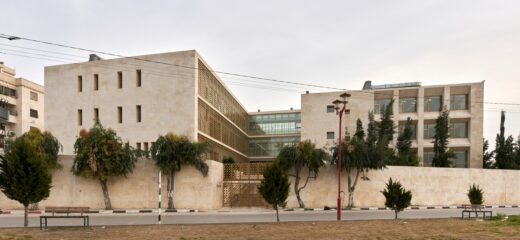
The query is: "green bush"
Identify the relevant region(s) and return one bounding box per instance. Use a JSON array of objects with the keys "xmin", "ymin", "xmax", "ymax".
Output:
[
  {"xmin": 467, "ymin": 184, "xmax": 484, "ymax": 205},
  {"xmin": 381, "ymin": 178, "xmax": 412, "ymax": 219},
  {"xmin": 222, "ymin": 157, "xmax": 235, "ymax": 164}
]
